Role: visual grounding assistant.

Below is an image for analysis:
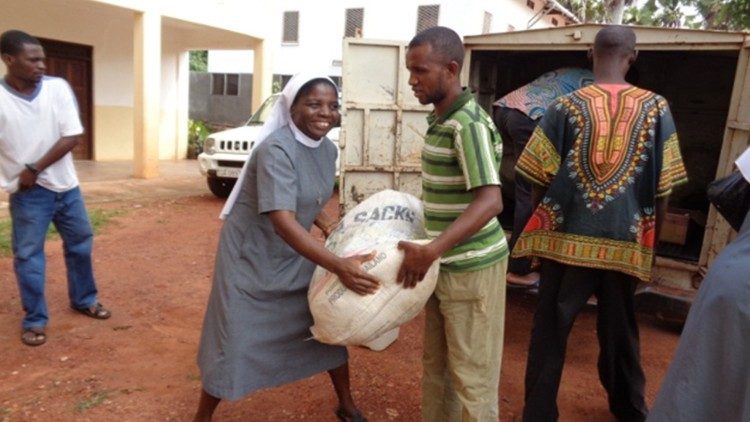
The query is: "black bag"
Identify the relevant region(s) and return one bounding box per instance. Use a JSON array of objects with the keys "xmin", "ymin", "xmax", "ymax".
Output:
[{"xmin": 707, "ymin": 171, "xmax": 750, "ymax": 231}]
